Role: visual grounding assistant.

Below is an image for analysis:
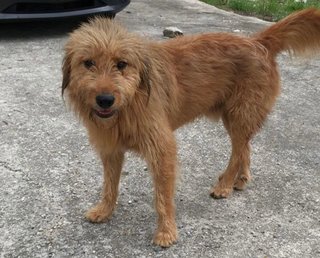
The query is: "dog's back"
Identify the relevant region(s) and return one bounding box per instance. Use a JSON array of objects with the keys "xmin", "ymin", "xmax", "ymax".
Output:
[{"xmin": 158, "ymin": 8, "xmax": 320, "ymax": 130}]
